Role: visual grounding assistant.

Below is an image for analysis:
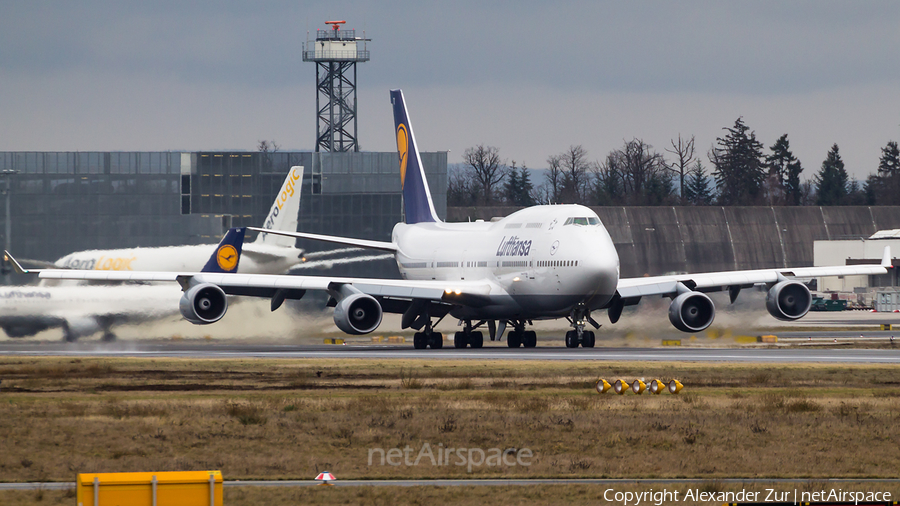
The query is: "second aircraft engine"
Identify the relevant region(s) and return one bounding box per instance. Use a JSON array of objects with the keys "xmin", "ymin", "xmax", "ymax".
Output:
[
  {"xmin": 333, "ymin": 293, "xmax": 383, "ymax": 335},
  {"xmin": 668, "ymin": 291, "xmax": 715, "ymax": 332},
  {"xmin": 765, "ymin": 280, "xmax": 812, "ymax": 321},
  {"xmin": 179, "ymin": 283, "xmax": 228, "ymax": 324}
]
